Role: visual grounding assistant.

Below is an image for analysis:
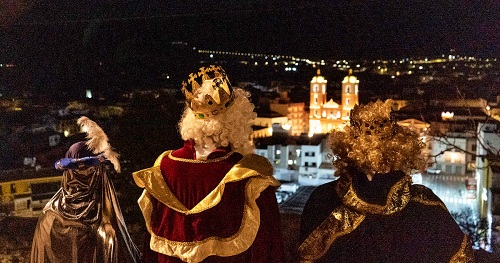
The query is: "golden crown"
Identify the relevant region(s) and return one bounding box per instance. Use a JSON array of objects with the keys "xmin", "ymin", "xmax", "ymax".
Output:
[
  {"xmin": 349, "ymin": 99, "xmax": 397, "ymax": 137},
  {"xmin": 181, "ymin": 65, "xmax": 235, "ymax": 119}
]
